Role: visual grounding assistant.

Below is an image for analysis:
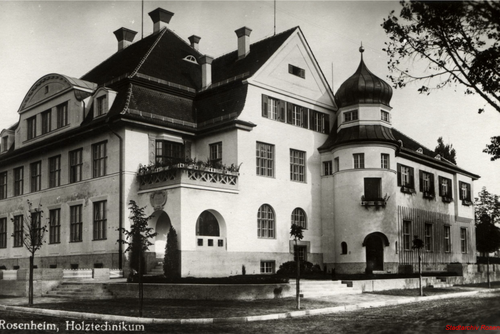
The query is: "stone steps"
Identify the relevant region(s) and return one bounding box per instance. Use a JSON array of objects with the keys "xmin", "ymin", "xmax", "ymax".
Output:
[{"xmin": 47, "ymin": 282, "xmax": 114, "ymax": 300}]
